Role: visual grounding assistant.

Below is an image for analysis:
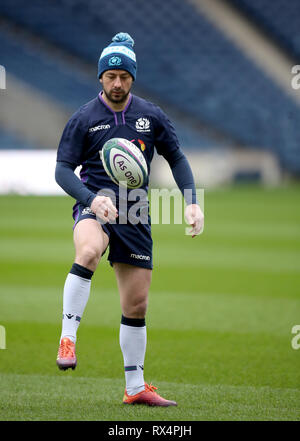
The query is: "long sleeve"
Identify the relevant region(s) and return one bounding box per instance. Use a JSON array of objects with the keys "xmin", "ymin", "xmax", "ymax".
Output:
[
  {"xmin": 165, "ymin": 149, "xmax": 198, "ymax": 206},
  {"xmin": 55, "ymin": 161, "xmax": 96, "ymax": 207},
  {"xmin": 153, "ymin": 106, "xmax": 198, "ymax": 205}
]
